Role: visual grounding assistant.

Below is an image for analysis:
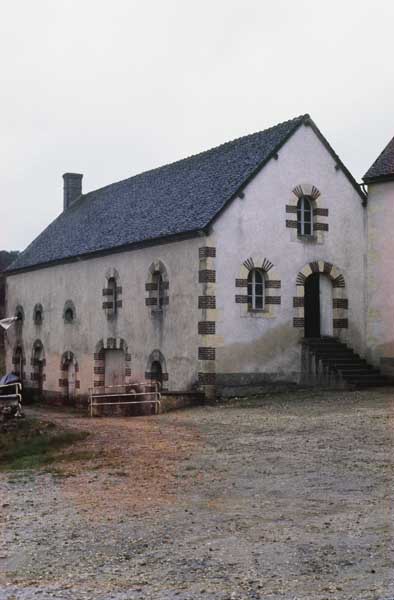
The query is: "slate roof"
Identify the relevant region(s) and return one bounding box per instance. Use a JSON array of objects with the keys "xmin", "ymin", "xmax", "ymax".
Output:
[
  {"xmin": 363, "ymin": 136, "xmax": 394, "ymax": 182},
  {"xmin": 7, "ymin": 113, "xmax": 363, "ymax": 273}
]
